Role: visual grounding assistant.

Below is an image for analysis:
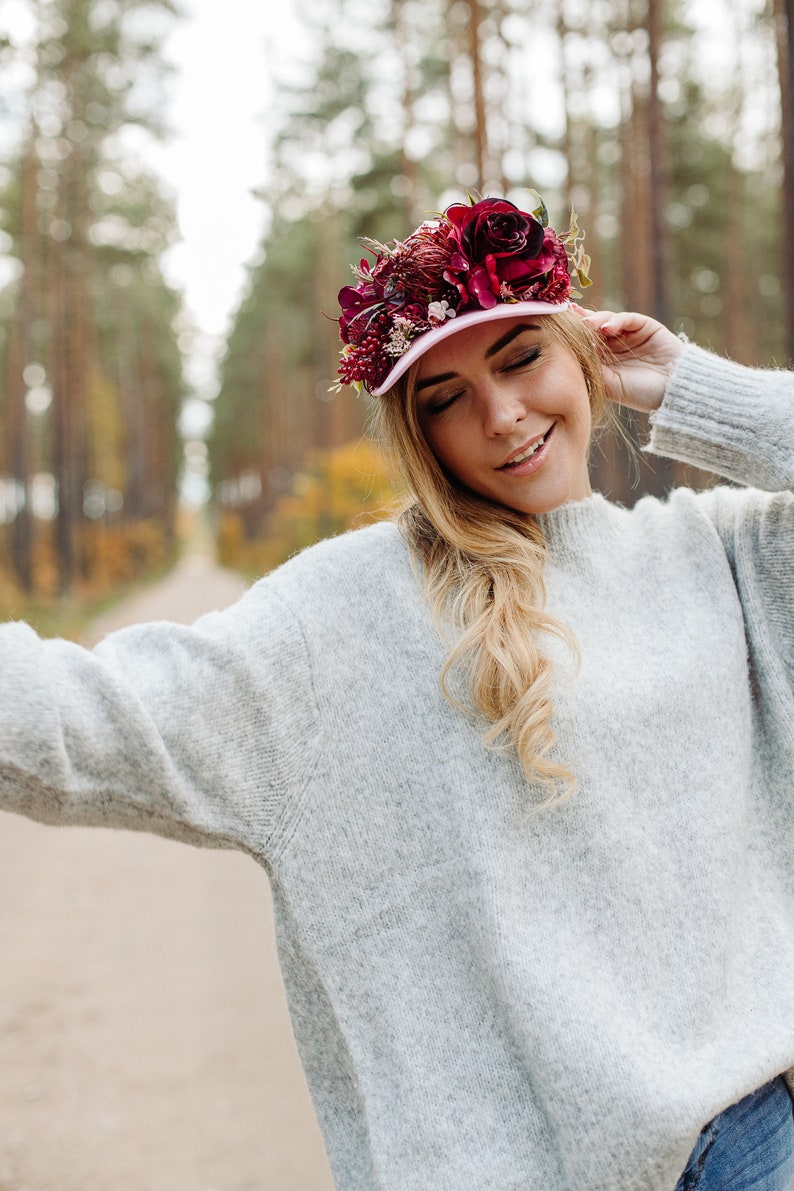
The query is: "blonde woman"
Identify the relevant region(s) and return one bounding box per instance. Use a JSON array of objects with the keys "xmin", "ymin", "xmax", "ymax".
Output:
[{"xmin": 2, "ymin": 193, "xmax": 794, "ymax": 1189}]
